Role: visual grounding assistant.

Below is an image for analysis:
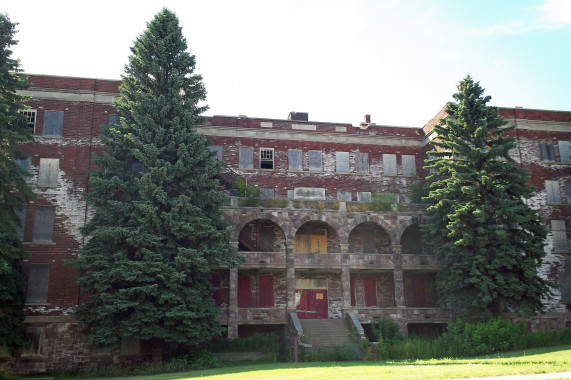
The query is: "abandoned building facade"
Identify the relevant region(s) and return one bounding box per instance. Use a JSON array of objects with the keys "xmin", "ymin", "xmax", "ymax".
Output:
[{"xmin": 3, "ymin": 74, "xmax": 571, "ymax": 373}]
